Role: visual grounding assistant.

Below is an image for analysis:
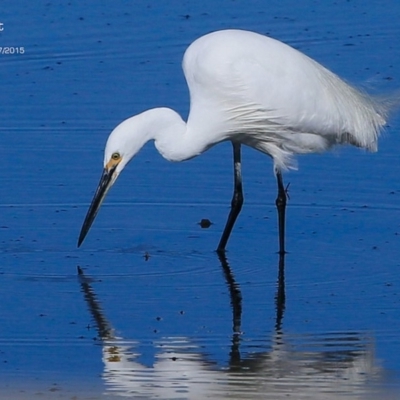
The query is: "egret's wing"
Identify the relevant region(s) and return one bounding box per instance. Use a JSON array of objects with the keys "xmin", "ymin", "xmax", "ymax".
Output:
[{"xmin": 228, "ymin": 54, "xmax": 386, "ymax": 151}]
